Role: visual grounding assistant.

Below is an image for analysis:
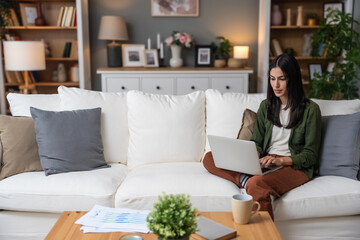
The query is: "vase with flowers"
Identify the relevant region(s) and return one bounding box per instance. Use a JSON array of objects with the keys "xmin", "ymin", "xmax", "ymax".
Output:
[{"xmin": 165, "ymin": 31, "xmax": 194, "ymax": 67}]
